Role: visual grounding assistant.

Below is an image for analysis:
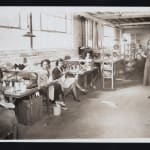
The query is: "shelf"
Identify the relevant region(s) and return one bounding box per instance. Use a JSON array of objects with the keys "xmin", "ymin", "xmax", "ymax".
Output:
[
  {"xmin": 101, "ymin": 49, "xmax": 115, "ymax": 89},
  {"xmin": 103, "ymin": 77, "xmax": 113, "ymax": 79},
  {"xmin": 103, "ymin": 69, "xmax": 113, "ymax": 71}
]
